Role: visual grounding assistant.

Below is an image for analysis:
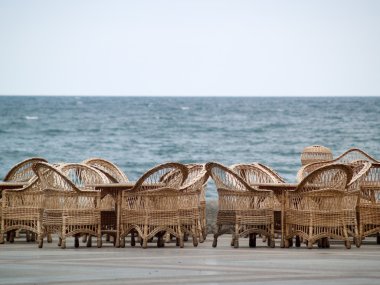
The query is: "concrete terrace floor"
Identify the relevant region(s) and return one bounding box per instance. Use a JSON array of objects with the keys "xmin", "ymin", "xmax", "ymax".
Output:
[{"xmin": 1, "ymin": 235, "xmax": 380, "ymax": 285}]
